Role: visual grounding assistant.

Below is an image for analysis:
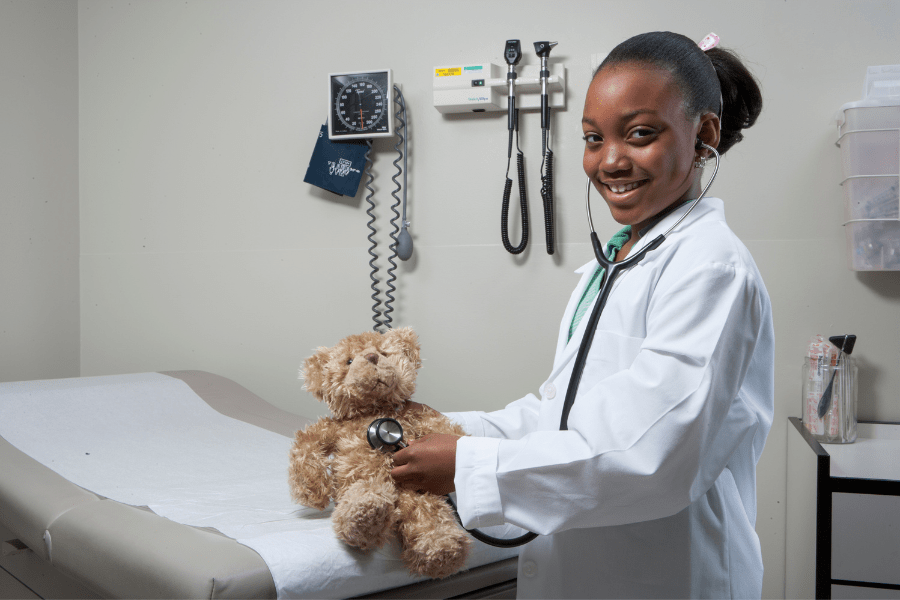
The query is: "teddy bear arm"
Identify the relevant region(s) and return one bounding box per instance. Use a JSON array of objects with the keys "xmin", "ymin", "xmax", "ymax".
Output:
[{"xmin": 288, "ymin": 420, "xmax": 339, "ymax": 510}]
